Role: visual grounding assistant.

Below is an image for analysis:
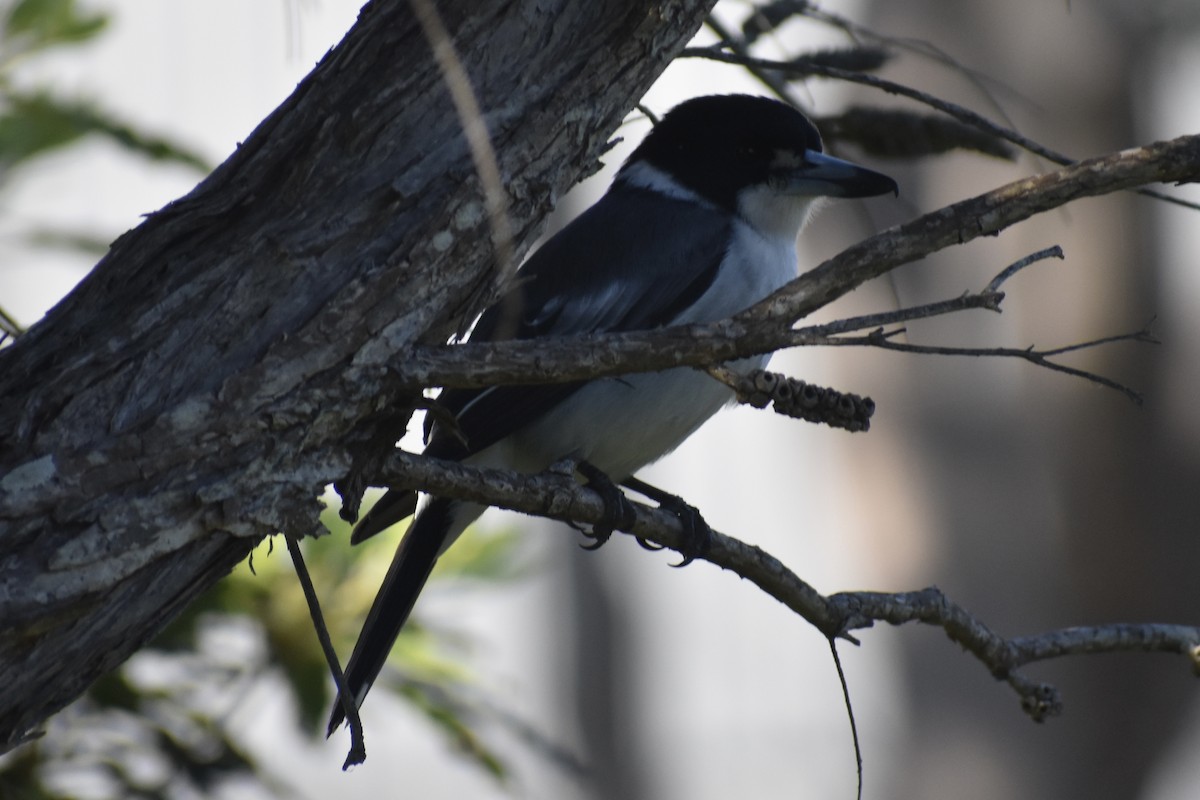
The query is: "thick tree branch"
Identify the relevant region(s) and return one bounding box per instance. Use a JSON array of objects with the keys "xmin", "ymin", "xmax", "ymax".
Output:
[{"xmin": 376, "ymin": 450, "xmax": 1200, "ymax": 722}]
